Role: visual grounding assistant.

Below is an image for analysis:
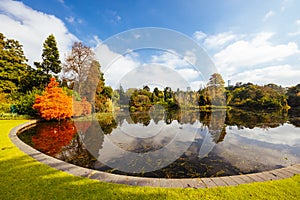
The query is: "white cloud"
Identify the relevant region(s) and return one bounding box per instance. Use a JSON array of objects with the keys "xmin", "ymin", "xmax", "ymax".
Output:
[
  {"xmin": 229, "ymin": 65, "xmax": 300, "ymax": 87},
  {"xmin": 94, "ymin": 46, "xmax": 203, "ymax": 90},
  {"xmin": 183, "ymin": 50, "xmax": 197, "ymax": 65},
  {"xmin": 213, "ymin": 32, "xmax": 299, "ymax": 74},
  {"xmin": 177, "ymin": 68, "xmax": 200, "ymax": 81},
  {"xmin": 281, "ymin": 0, "xmax": 290, "ymax": 11},
  {"xmin": 189, "ymin": 81, "xmax": 206, "ymax": 90},
  {"xmin": 150, "ymin": 50, "xmax": 203, "ymax": 90},
  {"xmin": 0, "ymin": 0, "xmax": 77, "ymax": 65},
  {"xmin": 94, "ymin": 44, "xmax": 141, "ymax": 89},
  {"xmin": 203, "ymin": 32, "xmax": 237, "ymax": 49},
  {"xmin": 263, "ymin": 10, "xmax": 275, "ymax": 21},
  {"xmin": 288, "ymin": 19, "xmax": 300, "ymax": 37},
  {"xmin": 193, "ymin": 31, "xmax": 207, "ymax": 41},
  {"xmin": 65, "ymin": 16, "xmax": 75, "ymax": 23},
  {"xmin": 288, "ymin": 31, "xmax": 300, "ymax": 37},
  {"xmin": 151, "ymin": 50, "xmax": 187, "ymax": 68}
]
